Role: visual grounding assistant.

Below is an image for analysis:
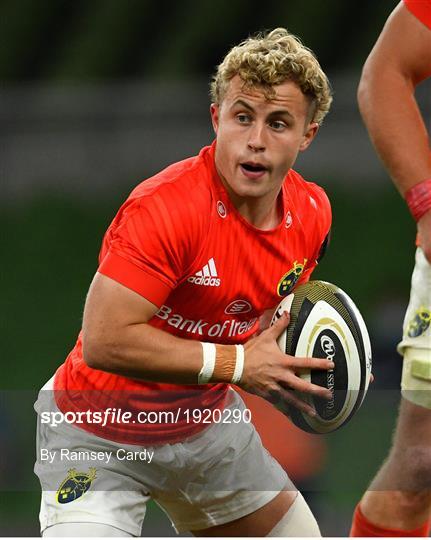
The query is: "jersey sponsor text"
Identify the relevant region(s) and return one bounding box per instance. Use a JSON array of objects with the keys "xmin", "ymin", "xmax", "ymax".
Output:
[{"xmin": 155, "ymin": 305, "xmax": 258, "ymax": 338}]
